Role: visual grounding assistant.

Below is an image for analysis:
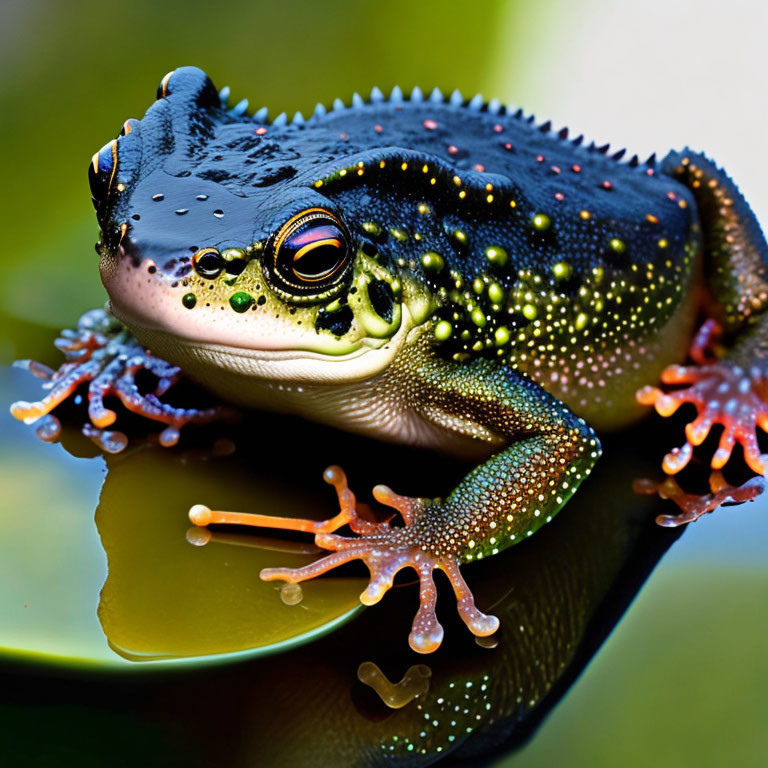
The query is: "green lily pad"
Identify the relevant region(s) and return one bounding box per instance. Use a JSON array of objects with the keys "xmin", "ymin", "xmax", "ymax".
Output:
[
  {"xmin": 0, "ymin": 365, "xmax": 366, "ymax": 670},
  {"xmin": 96, "ymin": 445, "xmax": 366, "ymax": 663}
]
